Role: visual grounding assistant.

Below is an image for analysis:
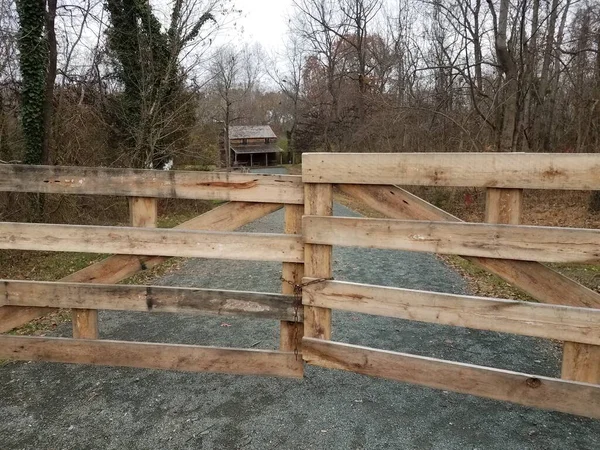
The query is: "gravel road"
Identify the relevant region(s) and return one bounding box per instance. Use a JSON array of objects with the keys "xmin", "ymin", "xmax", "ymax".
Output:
[{"xmin": 1, "ymin": 168, "xmax": 598, "ymax": 449}]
